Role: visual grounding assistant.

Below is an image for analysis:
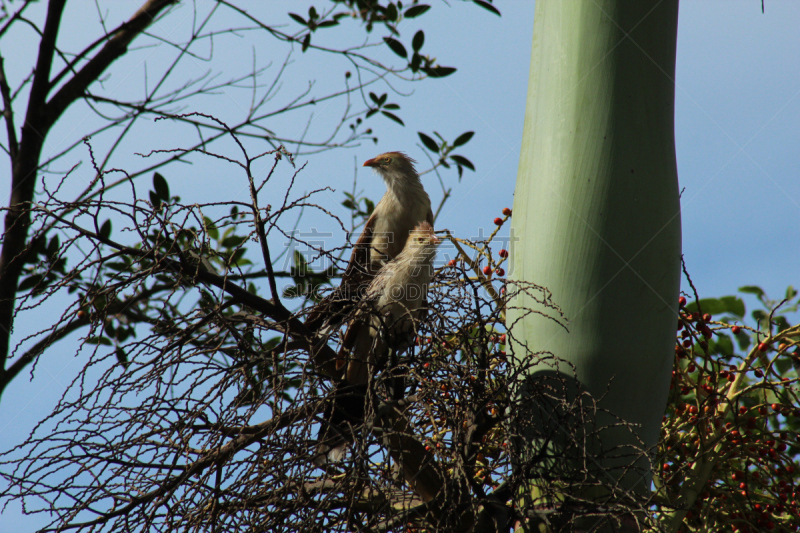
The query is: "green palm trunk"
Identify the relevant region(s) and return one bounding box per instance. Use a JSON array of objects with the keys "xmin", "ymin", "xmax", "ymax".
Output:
[{"xmin": 506, "ymin": 0, "xmax": 682, "ymax": 518}]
